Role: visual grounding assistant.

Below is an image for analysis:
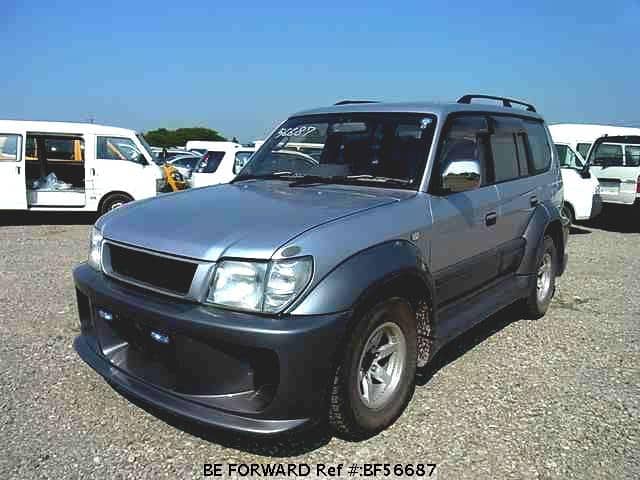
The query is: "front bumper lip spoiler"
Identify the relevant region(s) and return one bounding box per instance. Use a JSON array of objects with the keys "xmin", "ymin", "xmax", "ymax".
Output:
[{"xmin": 74, "ymin": 335, "xmax": 310, "ymax": 435}]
